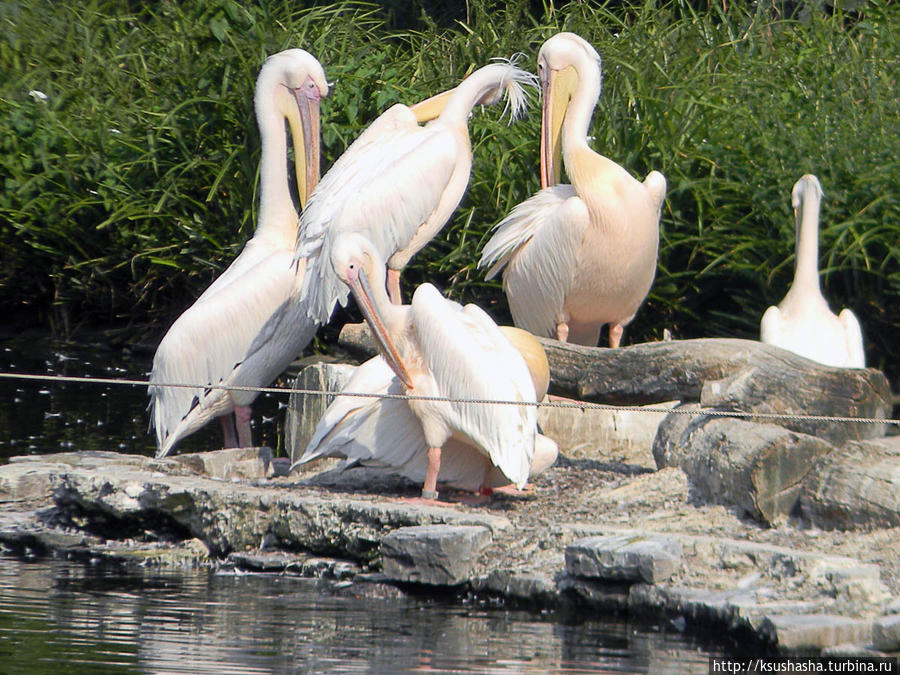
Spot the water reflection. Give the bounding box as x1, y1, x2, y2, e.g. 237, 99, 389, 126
0, 337, 287, 461
0, 555, 721, 673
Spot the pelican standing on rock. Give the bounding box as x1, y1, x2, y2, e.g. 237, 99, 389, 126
149, 49, 328, 457
292, 325, 557, 496
760, 174, 865, 368
306, 233, 539, 503
479, 33, 666, 347
295, 59, 534, 322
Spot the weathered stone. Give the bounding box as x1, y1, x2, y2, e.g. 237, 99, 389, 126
820, 644, 888, 658
801, 436, 900, 530
286, 362, 357, 465
653, 415, 835, 525
538, 401, 677, 468
153, 447, 276, 481
0, 462, 57, 503
558, 576, 631, 611
758, 614, 873, 652
872, 613, 900, 651
44, 461, 509, 560
565, 533, 682, 584
812, 564, 891, 611
380, 525, 491, 586
479, 570, 559, 606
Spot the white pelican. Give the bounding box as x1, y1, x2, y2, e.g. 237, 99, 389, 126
295, 59, 535, 320
306, 233, 539, 502
760, 174, 865, 368
149, 49, 328, 457
478, 33, 666, 347
291, 326, 557, 496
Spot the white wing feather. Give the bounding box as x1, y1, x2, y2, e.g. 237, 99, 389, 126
298, 355, 548, 492
149, 249, 311, 453
479, 185, 587, 339
411, 284, 535, 487
838, 308, 866, 368
297, 115, 458, 323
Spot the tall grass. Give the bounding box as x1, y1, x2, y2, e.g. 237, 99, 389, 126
1, 0, 897, 381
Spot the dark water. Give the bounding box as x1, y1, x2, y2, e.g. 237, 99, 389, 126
0, 336, 736, 671
0, 334, 288, 461
0, 555, 728, 674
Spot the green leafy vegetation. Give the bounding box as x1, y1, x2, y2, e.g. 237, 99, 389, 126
1, 0, 897, 380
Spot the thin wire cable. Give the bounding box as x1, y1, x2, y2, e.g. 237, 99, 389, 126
1, 370, 896, 427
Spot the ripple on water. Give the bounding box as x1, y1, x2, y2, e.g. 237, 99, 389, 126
0, 554, 728, 674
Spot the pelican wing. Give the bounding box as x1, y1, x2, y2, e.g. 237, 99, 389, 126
296, 111, 459, 323
838, 308, 865, 368
297, 356, 426, 469
150, 249, 301, 454
298, 355, 544, 493
479, 185, 587, 339
411, 284, 535, 487
759, 304, 783, 348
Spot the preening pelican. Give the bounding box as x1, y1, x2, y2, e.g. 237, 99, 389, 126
760, 175, 865, 368
291, 325, 557, 495
295, 59, 535, 321
304, 233, 539, 501
149, 49, 328, 457
479, 33, 666, 347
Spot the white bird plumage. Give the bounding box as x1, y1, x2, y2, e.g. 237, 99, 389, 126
293, 350, 558, 493
310, 233, 539, 498
760, 174, 865, 368
148, 49, 328, 457
479, 33, 666, 347
295, 59, 536, 323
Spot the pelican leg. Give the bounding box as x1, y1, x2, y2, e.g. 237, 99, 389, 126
422, 446, 442, 500
555, 322, 569, 343
220, 415, 238, 448
386, 268, 403, 305
235, 405, 253, 448
608, 323, 624, 349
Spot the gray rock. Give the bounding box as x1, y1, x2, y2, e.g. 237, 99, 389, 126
758, 614, 873, 652
565, 533, 682, 584
479, 570, 559, 605
285, 362, 357, 465
653, 414, 835, 525
152, 447, 276, 480
801, 436, 900, 530
539, 400, 677, 469
872, 613, 900, 651
0, 462, 58, 504
381, 525, 492, 586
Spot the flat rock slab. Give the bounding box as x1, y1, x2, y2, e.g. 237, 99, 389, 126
381, 525, 492, 586
872, 613, 900, 651
565, 533, 682, 584
155, 447, 276, 481
758, 614, 873, 653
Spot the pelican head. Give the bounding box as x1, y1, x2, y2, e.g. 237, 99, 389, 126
331, 235, 414, 389
791, 173, 824, 256
792, 174, 824, 213
258, 49, 329, 209
538, 33, 601, 188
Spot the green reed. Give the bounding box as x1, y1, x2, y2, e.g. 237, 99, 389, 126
1, 0, 897, 380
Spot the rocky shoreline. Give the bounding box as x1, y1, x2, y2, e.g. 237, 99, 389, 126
1, 336, 898, 657
0, 443, 897, 657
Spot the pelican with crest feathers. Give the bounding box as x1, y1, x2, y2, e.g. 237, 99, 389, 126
311, 233, 539, 502
760, 174, 865, 368
291, 326, 558, 496
295, 59, 535, 322
149, 49, 327, 457
479, 33, 666, 347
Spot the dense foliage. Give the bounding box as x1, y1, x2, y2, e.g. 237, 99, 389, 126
1, 0, 897, 381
